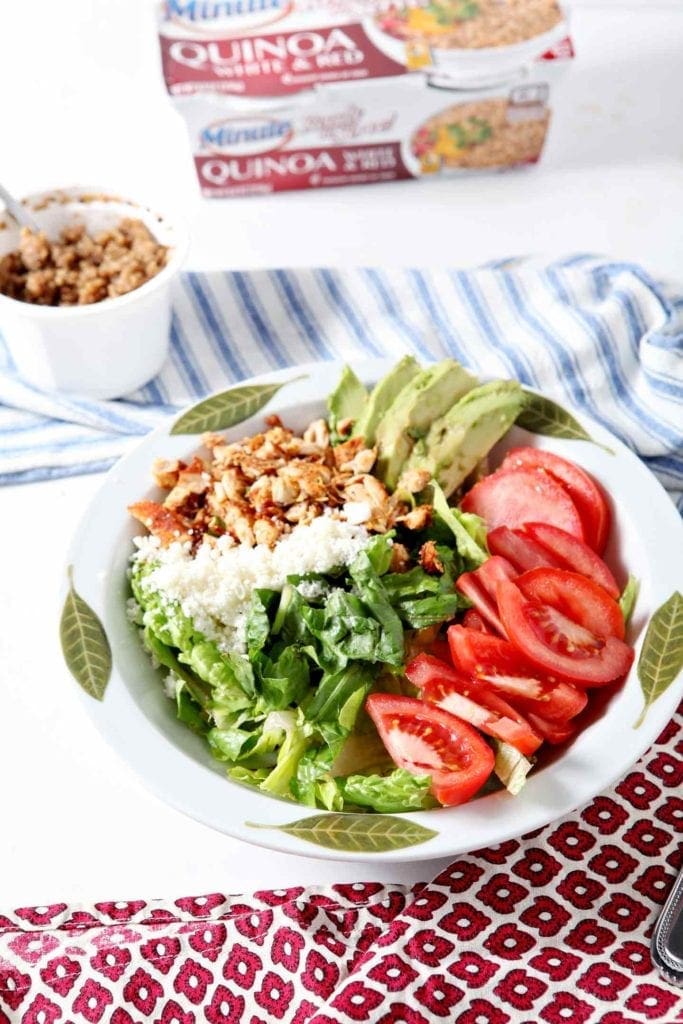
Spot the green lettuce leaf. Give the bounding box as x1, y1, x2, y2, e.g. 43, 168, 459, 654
291, 747, 344, 810
348, 550, 404, 667
363, 532, 395, 576
246, 589, 277, 658
259, 709, 312, 797
229, 765, 270, 787
493, 740, 533, 795
340, 768, 437, 813
142, 626, 212, 711
619, 574, 639, 625
255, 645, 310, 711
305, 663, 374, 726
431, 481, 488, 567
394, 592, 463, 629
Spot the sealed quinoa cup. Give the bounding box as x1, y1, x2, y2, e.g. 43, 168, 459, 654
0, 188, 188, 399
178, 68, 558, 197
157, 0, 571, 96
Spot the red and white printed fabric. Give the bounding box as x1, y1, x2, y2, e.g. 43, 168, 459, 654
1, 703, 681, 1024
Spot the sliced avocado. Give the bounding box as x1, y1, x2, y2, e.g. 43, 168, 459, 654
327, 365, 367, 436
375, 360, 477, 490
407, 379, 525, 497
353, 355, 420, 445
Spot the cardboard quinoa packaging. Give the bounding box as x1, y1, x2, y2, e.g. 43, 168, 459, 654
157, 1, 574, 196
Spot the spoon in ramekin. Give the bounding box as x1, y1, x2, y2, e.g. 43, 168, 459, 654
0, 182, 40, 232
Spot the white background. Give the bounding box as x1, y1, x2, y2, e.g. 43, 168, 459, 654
1, 1, 682, 905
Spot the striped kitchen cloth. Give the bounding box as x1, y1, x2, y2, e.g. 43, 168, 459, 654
0, 255, 681, 508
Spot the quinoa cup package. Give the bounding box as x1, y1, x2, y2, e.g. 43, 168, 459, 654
178, 68, 561, 196
157, 1, 574, 196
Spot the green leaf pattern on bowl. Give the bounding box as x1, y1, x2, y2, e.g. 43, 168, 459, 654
634, 591, 683, 728
247, 812, 437, 852
171, 377, 307, 435
60, 566, 112, 701
517, 391, 613, 452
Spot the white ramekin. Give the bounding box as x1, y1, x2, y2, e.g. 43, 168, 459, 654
0, 187, 189, 399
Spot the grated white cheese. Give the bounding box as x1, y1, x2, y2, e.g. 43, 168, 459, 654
295, 580, 327, 601
132, 516, 373, 655
126, 597, 143, 625
163, 672, 179, 699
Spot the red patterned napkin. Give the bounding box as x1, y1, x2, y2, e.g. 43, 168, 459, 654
1, 703, 681, 1024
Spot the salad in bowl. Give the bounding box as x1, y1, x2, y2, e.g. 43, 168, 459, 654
124, 358, 638, 817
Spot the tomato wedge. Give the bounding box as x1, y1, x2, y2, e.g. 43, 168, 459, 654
462, 608, 493, 634
522, 523, 619, 599
406, 653, 543, 756
497, 580, 634, 687
516, 568, 625, 640
456, 556, 516, 637
461, 468, 584, 539
488, 525, 564, 573
365, 693, 495, 807
456, 570, 506, 637
527, 713, 576, 745
501, 447, 610, 553
447, 625, 588, 721
476, 555, 517, 589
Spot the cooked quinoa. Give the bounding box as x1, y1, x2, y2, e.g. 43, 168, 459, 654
0, 218, 168, 307
412, 97, 550, 170
378, 0, 563, 50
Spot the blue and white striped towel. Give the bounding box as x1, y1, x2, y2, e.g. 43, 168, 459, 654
0, 256, 681, 509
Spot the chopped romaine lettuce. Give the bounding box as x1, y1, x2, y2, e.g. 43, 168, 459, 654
291, 747, 344, 810
431, 481, 488, 567
341, 769, 437, 813
619, 575, 639, 625
493, 740, 533, 795
258, 709, 312, 797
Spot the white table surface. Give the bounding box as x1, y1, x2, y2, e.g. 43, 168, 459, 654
1, 1, 682, 906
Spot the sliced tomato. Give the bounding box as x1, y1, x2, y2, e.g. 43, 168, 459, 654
527, 713, 576, 745
461, 468, 584, 540
456, 571, 506, 637
516, 567, 625, 640
447, 626, 588, 721
462, 608, 493, 633
522, 523, 619, 599
497, 580, 634, 687
501, 447, 610, 553
365, 693, 495, 807
406, 653, 542, 756
488, 525, 564, 574
456, 556, 516, 637
476, 555, 517, 589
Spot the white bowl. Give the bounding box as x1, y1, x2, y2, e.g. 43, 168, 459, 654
0, 187, 189, 399
61, 360, 683, 862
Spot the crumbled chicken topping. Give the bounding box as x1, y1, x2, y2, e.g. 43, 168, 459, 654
130, 418, 413, 549
419, 540, 445, 575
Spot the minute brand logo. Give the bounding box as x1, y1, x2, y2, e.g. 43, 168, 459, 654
165, 0, 294, 33
200, 116, 293, 156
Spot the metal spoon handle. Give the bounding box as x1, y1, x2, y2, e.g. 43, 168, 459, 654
0, 183, 40, 232
651, 859, 683, 987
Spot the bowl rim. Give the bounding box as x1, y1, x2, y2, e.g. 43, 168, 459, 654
0, 185, 189, 319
